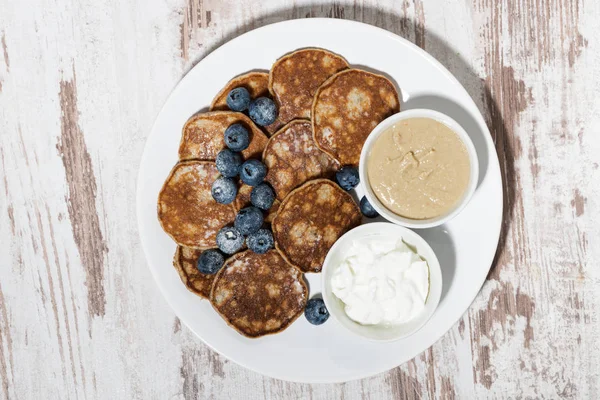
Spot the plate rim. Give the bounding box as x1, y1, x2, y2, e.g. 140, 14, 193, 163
136, 17, 503, 383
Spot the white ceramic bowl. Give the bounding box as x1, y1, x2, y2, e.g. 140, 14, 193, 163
321, 222, 442, 342
359, 109, 479, 229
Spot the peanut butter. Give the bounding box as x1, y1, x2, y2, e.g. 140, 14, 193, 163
367, 118, 470, 219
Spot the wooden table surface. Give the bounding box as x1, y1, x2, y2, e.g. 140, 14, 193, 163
1, 0, 597, 398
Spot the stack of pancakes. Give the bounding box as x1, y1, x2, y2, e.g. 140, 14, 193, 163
158, 48, 400, 338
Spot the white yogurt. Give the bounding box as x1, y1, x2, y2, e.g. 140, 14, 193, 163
330, 237, 430, 326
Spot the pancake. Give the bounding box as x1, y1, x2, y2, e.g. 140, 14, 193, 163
232, 183, 280, 224
173, 246, 217, 299
210, 250, 307, 338
263, 120, 339, 200
158, 161, 235, 249
269, 48, 348, 124
209, 72, 283, 136
272, 179, 361, 273
179, 111, 268, 161
312, 69, 400, 166
210, 71, 270, 111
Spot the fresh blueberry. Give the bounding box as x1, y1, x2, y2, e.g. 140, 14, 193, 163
304, 298, 329, 325
196, 249, 225, 275
360, 196, 379, 218
240, 159, 267, 186
226, 87, 251, 112
234, 206, 264, 236
246, 229, 274, 254
335, 166, 360, 191
248, 97, 278, 126
216, 226, 245, 255
224, 123, 250, 152
215, 149, 242, 178
250, 183, 275, 210
211, 177, 237, 204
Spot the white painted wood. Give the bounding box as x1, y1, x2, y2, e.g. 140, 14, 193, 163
0, 0, 597, 398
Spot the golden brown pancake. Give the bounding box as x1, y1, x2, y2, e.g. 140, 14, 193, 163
269, 48, 348, 124
210, 71, 270, 110
158, 161, 235, 249
272, 179, 362, 273
179, 111, 268, 161
210, 250, 307, 338
173, 246, 217, 299
312, 69, 400, 165
209, 72, 283, 136
263, 120, 339, 200
231, 183, 280, 224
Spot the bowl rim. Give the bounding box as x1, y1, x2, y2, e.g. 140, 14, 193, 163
321, 222, 443, 342
358, 108, 480, 229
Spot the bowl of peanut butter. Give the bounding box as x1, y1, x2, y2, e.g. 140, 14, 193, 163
359, 109, 479, 229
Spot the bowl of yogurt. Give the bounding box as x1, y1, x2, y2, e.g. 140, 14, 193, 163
359, 108, 479, 229
321, 222, 442, 342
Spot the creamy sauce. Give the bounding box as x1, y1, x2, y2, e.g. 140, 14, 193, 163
330, 237, 429, 326
367, 118, 470, 219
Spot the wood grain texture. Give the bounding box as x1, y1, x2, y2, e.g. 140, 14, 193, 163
0, 0, 598, 398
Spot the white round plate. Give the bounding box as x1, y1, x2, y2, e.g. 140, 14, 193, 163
137, 18, 502, 383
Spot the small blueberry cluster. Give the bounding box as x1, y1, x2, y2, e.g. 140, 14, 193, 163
198, 87, 281, 276
334, 166, 380, 219
225, 87, 278, 127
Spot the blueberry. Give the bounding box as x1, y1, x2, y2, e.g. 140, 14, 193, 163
246, 229, 274, 254
234, 206, 264, 236
250, 183, 275, 210
240, 159, 267, 186
211, 177, 237, 204
196, 249, 225, 275
360, 196, 379, 218
226, 87, 251, 112
335, 166, 360, 191
215, 149, 242, 178
248, 97, 278, 126
216, 226, 245, 254
224, 123, 250, 152
304, 298, 329, 325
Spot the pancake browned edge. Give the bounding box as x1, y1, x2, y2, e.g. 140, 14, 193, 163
179, 111, 268, 161
269, 48, 348, 124
158, 161, 235, 249
210, 250, 307, 338
231, 183, 280, 224
312, 68, 400, 166
272, 179, 361, 273
173, 246, 217, 299
209, 71, 284, 136
264, 120, 339, 201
